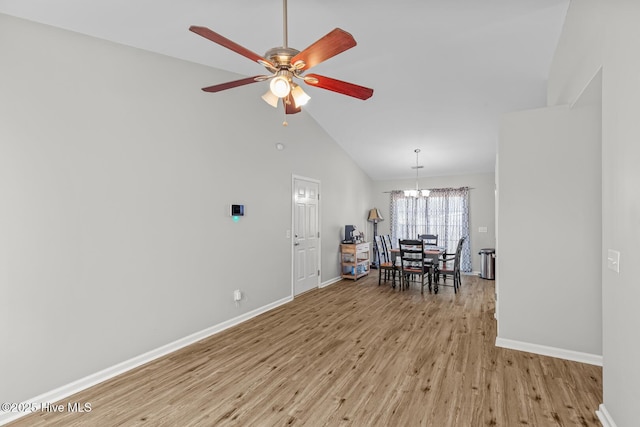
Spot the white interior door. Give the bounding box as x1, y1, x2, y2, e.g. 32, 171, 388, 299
293, 177, 320, 295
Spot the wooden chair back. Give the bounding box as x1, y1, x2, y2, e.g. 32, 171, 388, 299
374, 235, 389, 264
418, 234, 438, 246
398, 239, 433, 294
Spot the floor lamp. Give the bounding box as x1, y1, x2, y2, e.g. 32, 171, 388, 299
368, 208, 384, 269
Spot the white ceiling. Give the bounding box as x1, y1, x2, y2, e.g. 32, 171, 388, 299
0, 0, 569, 181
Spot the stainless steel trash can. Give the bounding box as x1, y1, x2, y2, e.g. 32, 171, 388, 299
479, 248, 495, 280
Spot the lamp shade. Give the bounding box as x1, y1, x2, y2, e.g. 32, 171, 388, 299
291, 85, 311, 107
262, 90, 279, 108
367, 208, 384, 223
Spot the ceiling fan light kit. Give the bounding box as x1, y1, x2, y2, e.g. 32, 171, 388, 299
189, 0, 373, 124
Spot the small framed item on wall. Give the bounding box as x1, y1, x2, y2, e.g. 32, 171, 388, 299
230, 204, 244, 222
230, 204, 244, 216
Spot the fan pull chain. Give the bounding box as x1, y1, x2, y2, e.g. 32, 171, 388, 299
282, 99, 288, 127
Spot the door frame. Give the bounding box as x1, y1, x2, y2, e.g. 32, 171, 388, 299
291, 174, 322, 296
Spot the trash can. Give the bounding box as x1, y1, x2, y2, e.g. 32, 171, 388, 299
479, 248, 495, 280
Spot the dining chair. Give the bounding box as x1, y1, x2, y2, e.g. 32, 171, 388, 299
438, 236, 465, 293
417, 234, 438, 246
383, 234, 403, 281
382, 234, 393, 252
374, 235, 397, 287
398, 239, 434, 294
418, 233, 444, 279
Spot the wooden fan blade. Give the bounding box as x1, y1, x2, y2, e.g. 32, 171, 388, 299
290, 28, 356, 71
284, 94, 301, 114
304, 74, 373, 100
201, 76, 263, 93
190, 26, 275, 69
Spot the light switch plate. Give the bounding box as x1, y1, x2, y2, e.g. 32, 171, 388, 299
607, 249, 620, 273
479, 226, 488, 233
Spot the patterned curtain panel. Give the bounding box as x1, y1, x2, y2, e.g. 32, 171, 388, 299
390, 187, 472, 272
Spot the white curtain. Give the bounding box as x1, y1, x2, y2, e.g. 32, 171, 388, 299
390, 187, 472, 272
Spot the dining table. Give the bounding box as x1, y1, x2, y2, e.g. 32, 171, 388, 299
389, 245, 446, 287
390, 245, 446, 265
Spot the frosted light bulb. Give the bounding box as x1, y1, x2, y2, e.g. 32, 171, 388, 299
270, 76, 290, 98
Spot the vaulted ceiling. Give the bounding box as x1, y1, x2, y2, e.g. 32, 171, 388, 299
0, 0, 569, 181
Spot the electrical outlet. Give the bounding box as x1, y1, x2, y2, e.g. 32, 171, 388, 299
234, 290, 242, 301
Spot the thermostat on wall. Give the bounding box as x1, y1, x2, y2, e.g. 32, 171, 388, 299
230, 204, 244, 217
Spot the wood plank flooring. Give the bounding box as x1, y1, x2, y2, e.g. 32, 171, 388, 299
8, 274, 602, 426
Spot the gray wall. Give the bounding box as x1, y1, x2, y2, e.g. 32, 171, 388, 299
497, 79, 602, 356
600, 3, 640, 426
371, 173, 496, 273
504, 0, 640, 424
0, 14, 373, 404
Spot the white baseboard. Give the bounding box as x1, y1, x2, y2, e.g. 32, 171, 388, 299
320, 276, 342, 288
596, 404, 617, 427
0, 296, 292, 426
495, 337, 603, 366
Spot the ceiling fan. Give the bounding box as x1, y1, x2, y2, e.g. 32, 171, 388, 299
189, 0, 373, 117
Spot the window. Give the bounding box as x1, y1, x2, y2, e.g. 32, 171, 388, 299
390, 187, 471, 272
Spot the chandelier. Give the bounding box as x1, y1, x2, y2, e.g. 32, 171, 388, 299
404, 149, 430, 198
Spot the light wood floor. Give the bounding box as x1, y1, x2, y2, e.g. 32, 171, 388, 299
9, 274, 602, 426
